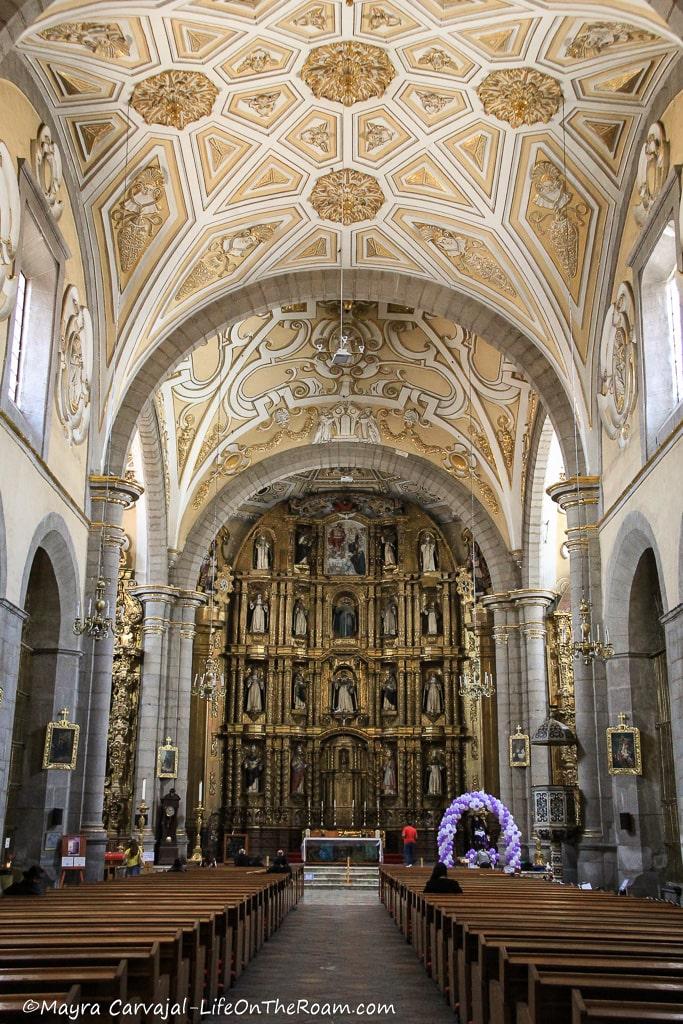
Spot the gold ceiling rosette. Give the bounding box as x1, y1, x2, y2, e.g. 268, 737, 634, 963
300, 41, 396, 107
310, 168, 385, 225
131, 70, 219, 129
477, 68, 562, 128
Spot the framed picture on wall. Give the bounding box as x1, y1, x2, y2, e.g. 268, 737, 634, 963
509, 726, 530, 768
607, 714, 642, 776
157, 738, 178, 779
42, 709, 79, 770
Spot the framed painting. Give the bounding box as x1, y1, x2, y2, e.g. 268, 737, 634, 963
324, 519, 367, 576
157, 739, 179, 779
509, 726, 530, 768
42, 709, 79, 770
607, 715, 642, 776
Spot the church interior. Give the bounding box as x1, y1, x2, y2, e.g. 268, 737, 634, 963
0, 0, 682, 1018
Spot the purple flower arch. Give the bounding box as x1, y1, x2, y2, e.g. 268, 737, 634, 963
438, 790, 522, 870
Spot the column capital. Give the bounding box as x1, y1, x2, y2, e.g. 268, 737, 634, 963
661, 601, 683, 628
507, 588, 557, 610
479, 592, 516, 612
89, 474, 144, 511
176, 590, 208, 609
546, 475, 600, 514
130, 584, 178, 606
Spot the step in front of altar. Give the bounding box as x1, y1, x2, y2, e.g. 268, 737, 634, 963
304, 865, 380, 889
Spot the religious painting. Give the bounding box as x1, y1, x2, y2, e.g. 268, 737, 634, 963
509, 727, 530, 768
42, 710, 79, 770
324, 519, 368, 576
607, 716, 642, 776
157, 739, 179, 779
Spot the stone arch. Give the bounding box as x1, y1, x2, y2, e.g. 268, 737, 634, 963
0, 489, 6, 599
604, 510, 670, 650
19, 512, 80, 647
521, 412, 556, 589
173, 442, 519, 596
107, 270, 589, 482
136, 399, 169, 585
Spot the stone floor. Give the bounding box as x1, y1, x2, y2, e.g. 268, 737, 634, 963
201, 889, 455, 1023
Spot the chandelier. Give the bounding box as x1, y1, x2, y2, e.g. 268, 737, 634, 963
192, 632, 225, 718
73, 575, 121, 641
572, 593, 614, 665
458, 643, 495, 699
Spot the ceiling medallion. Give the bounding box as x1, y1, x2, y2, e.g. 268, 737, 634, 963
309, 168, 385, 224
477, 68, 562, 128
300, 41, 395, 106
131, 71, 218, 129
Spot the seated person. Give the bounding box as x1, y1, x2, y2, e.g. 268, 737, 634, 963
266, 849, 292, 875
424, 862, 462, 894
3, 865, 48, 895
476, 849, 492, 868
233, 848, 250, 867
169, 857, 187, 872
200, 852, 217, 869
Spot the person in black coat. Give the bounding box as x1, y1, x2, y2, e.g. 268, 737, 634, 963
424, 862, 463, 894
3, 865, 47, 895
267, 850, 292, 876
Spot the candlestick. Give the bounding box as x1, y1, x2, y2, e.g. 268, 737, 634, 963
141, 778, 146, 801
199, 780, 203, 804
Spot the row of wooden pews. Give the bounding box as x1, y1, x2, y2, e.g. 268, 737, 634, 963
0, 865, 303, 1023
380, 867, 683, 1024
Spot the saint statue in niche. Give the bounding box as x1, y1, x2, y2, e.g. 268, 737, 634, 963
382, 751, 397, 796
295, 528, 313, 567
292, 599, 308, 637
427, 751, 443, 796
292, 671, 307, 711
381, 598, 398, 636
332, 595, 357, 638
243, 745, 263, 794
249, 593, 268, 633
244, 666, 265, 714
381, 532, 397, 568
332, 671, 357, 714
253, 534, 272, 571
290, 744, 307, 796
423, 671, 443, 715
423, 598, 441, 636
420, 532, 438, 573
382, 670, 398, 713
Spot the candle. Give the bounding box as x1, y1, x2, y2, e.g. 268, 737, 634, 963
141, 778, 146, 801
199, 781, 203, 804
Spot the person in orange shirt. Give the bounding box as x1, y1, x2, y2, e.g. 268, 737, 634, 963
402, 823, 418, 866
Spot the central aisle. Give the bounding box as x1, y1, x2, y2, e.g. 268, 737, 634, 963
203, 888, 455, 1023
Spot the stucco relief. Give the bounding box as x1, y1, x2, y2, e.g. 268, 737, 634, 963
597, 281, 637, 448
0, 141, 21, 321
56, 285, 93, 446
31, 124, 64, 221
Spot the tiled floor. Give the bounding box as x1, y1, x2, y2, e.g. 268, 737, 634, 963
201, 890, 454, 1023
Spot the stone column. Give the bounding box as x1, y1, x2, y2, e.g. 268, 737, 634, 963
130, 585, 176, 856
0, 599, 28, 848
548, 476, 615, 887
81, 475, 142, 880
513, 591, 556, 790
172, 591, 205, 849
661, 602, 683, 862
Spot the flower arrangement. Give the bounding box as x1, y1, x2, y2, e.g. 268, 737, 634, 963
438, 790, 522, 871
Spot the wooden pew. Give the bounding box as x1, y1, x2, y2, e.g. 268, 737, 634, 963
572, 990, 683, 1022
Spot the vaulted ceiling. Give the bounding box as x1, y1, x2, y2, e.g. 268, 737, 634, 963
15, 0, 680, 436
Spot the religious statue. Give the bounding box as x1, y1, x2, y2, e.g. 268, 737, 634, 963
292, 599, 308, 637
243, 745, 263, 794
292, 670, 307, 711
249, 592, 268, 633
427, 751, 443, 796
290, 744, 307, 796
381, 533, 397, 568
420, 532, 438, 573
295, 528, 313, 567
244, 666, 265, 714
382, 751, 397, 796
381, 598, 398, 636
197, 548, 217, 593
312, 409, 335, 444
472, 815, 490, 851
382, 670, 398, 713
253, 533, 272, 571
423, 671, 443, 715
333, 671, 357, 714
423, 598, 441, 636
332, 595, 357, 638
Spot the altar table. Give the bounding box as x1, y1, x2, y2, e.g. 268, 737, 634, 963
301, 836, 383, 864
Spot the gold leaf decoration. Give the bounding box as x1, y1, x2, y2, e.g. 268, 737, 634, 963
477, 68, 562, 128
110, 162, 167, 276
176, 223, 276, 302
416, 223, 516, 298
566, 22, 655, 60
310, 169, 385, 224
527, 160, 588, 280
300, 41, 395, 106
39, 22, 130, 59
131, 70, 218, 129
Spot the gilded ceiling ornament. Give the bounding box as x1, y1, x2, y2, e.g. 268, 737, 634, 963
310, 169, 385, 224
418, 48, 458, 73
634, 121, 669, 226
0, 140, 21, 321
131, 71, 218, 129
176, 223, 276, 302
55, 285, 92, 446
312, 404, 382, 443
294, 7, 328, 31
417, 91, 451, 114
416, 223, 516, 298
38, 21, 130, 59
31, 124, 63, 221
368, 6, 401, 29
176, 412, 197, 472
237, 48, 277, 74
495, 414, 515, 472
598, 281, 637, 448
477, 68, 562, 128
300, 124, 331, 152
300, 42, 395, 106
192, 445, 251, 510
111, 162, 167, 275
246, 93, 280, 116
528, 160, 588, 280
468, 420, 495, 470
566, 22, 656, 60
365, 122, 394, 151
